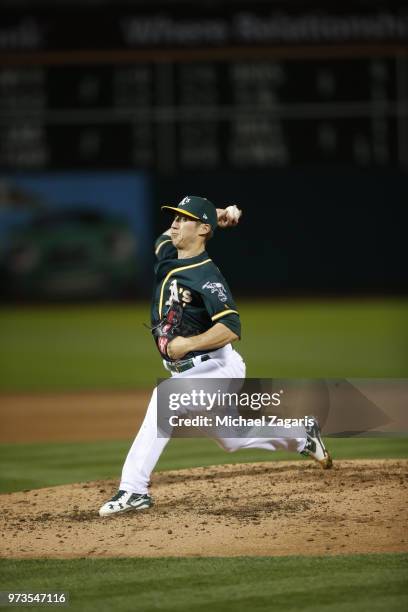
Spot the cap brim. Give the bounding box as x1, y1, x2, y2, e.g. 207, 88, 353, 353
161, 206, 200, 220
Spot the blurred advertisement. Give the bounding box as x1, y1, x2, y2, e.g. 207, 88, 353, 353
0, 172, 152, 300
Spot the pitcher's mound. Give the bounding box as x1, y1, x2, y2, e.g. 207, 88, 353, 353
1, 460, 407, 558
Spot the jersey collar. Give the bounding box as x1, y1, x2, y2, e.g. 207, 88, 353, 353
175, 250, 209, 265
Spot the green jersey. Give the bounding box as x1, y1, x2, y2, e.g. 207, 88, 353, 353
151, 234, 241, 359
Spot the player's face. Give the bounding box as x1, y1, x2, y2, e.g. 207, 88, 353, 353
170, 214, 204, 248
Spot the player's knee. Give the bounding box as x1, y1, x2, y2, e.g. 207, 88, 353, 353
216, 439, 238, 453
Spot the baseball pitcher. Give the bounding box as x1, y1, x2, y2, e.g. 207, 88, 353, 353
99, 196, 332, 516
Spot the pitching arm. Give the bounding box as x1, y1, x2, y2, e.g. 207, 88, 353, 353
161, 205, 241, 236
216, 205, 242, 228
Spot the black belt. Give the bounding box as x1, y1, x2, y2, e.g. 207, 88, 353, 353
166, 354, 211, 373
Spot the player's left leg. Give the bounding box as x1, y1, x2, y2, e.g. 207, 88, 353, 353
99, 348, 240, 517
119, 386, 169, 494
99, 386, 169, 517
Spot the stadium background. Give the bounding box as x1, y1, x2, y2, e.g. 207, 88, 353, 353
0, 0, 407, 610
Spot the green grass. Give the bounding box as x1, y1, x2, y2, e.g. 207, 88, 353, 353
0, 305, 159, 392
0, 555, 407, 612
0, 299, 407, 391
0, 437, 407, 494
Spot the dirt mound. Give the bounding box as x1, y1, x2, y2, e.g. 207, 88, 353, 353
1, 460, 407, 558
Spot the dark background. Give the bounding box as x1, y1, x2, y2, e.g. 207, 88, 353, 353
0, 0, 407, 297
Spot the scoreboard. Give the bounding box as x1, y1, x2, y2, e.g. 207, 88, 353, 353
0, 1, 407, 172
1, 55, 406, 172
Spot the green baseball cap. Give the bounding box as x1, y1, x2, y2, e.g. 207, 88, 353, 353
161, 196, 218, 231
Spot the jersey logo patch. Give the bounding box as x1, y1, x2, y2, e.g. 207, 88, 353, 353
202, 281, 228, 302
165, 279, 180, 306
165, 279, 192, 308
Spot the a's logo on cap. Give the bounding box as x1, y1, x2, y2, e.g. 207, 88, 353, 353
180, 196, 190, 206
203, 213, 208, 219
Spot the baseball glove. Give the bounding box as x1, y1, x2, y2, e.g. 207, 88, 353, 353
150, 302, 184, 360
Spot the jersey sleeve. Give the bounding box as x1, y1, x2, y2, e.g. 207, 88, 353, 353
200, 271, 241, 338
154, 234, 177, 261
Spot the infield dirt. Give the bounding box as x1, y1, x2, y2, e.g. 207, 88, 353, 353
0, 391, 150, 443
1, 460, 407, 558
1, 393, 407, 558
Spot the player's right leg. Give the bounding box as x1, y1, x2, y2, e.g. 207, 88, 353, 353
193, 349, 333, 468
215, 416, 332, 469
299, 416, 333, 468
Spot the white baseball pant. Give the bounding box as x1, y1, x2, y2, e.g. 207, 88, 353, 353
120, 344, 306, 494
